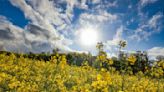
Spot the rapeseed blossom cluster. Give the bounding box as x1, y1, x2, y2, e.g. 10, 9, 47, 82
0, 53, 163, 92
127, 55, 137, 65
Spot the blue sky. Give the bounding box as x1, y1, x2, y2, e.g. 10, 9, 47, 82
0, 0, 164, 58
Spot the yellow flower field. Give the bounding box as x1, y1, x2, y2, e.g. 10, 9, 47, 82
0, 53, 163, 92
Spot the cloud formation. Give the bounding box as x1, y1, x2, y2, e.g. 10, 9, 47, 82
0, 0, 163, 55
129, 13, 163, 41
1, 0, 118, 53
0, 15, 73, 53
140, 0, 158, 7
147, 47, 164, 59
79, 11, 117, 25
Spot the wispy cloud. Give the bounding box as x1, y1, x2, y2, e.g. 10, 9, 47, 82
129, 13, 163, 41
79, 11, 117, 25
139, 0, 158, 7
148, 13, 163, 30
91, 0, 101, 4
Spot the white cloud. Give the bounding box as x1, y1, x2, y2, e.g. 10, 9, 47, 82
1, 0, 92, 53
129, 13, 163, 41
129, 28, 151, 41
92, 0, 117, 9
147, 47, 164, 59
5, 0, 80, 53
92, 0, 101, 4
10, 0, 59, 36
80, 0, 88, 9
148, 13, 163, 30
3, 0, 163, 56
79, 11, 117, 24
106, 26, 123, 46
107, 1, 117, 7
0, 16, 31, 52
140, 0, 158, 6
0, 15, 73, 53
65, 0, 88, 10
9, 0, 88, 35
15, 0, 70, 27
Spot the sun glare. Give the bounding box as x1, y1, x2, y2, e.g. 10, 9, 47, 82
79, 27, 98, 47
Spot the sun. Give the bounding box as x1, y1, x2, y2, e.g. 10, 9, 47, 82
79, 27, 98, 47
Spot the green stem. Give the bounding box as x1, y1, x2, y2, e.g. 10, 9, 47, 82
157, 78, 160, 92
121, 73, 125, 91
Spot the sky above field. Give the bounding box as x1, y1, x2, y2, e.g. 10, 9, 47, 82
0, 0, 164, 59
